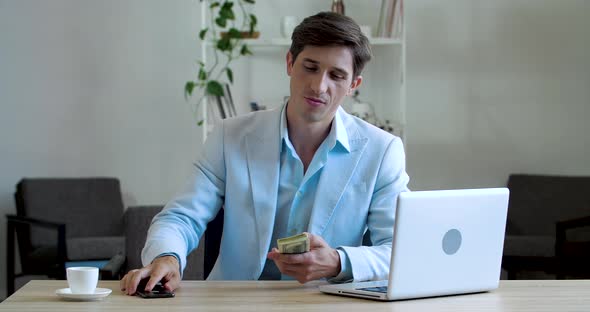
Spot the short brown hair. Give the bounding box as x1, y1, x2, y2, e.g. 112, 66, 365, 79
289, 12, 372, 78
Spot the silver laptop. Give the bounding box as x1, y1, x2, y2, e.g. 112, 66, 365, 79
320, 188, 509, 301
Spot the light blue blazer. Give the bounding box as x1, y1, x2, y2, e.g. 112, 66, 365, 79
142, 105, 410, 282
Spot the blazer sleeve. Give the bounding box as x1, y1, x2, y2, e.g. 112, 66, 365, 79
141, 122, 226, 273
339, 137, 410, 282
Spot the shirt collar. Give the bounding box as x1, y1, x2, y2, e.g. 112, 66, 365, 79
280, 104, 350, 153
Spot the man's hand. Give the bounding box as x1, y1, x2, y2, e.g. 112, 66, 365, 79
120, 255, 181, 295
267, 233, 341, 283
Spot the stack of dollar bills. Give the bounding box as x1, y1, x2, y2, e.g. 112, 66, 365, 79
277, 233, 310, 254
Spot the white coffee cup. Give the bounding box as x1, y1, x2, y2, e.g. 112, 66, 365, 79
281, 16, 298, 39
66, 267, 98, 294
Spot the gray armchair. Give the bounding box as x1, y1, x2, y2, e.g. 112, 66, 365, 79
502, 174, 590, 279
6, 178, 126, 296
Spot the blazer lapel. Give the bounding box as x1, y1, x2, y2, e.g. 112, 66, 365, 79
308, 117, 368, 236
244, 109, 281, 271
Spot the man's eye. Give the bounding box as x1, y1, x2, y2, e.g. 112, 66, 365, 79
331, 74, 345, 80
304, 66, 317, 71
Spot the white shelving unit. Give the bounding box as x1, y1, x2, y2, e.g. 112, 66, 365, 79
239, 37, 403, 46
199, 1, 406, 144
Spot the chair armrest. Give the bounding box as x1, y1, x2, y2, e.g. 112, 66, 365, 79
555, 215, 590, 257
100, 252, 126, 280
556, 215, 590, 232
6, 214, 65, 229
6, 214, 68, 287
6, 214, 67, 259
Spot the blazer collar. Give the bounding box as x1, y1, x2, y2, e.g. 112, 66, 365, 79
279, 104, 352, 153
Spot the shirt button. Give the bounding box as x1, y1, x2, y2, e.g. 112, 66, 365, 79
296, 191, 303, 197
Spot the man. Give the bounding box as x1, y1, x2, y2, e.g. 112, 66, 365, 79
121, 11, 409, 295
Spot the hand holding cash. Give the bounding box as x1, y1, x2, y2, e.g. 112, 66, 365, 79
268, 233, 342, 283
277, 233, 310, 254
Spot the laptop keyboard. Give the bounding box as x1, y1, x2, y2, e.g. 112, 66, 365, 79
358, 286, 388, 293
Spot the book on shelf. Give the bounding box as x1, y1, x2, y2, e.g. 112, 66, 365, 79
224, 84, 237, 117
207, 95, 221, 125
207, 84, 237, 127
216, 94, 226, 119
377, 0, 403, 39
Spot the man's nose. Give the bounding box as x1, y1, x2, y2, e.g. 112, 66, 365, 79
310, 73, 329, 94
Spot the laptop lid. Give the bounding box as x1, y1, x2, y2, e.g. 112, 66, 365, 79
320, 188, 509, 301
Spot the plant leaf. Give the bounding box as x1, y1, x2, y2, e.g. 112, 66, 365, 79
226, 68, 233, 84
228, 28, 242, 39
215, 16, 227, 28
198, 68, 207, 81
199, 28, 208, 40
240, 44, 252, 56
197, 119, 204, 126
209, 2, 220, 9
217, 37, 232, 51
219, 2, 235, 20
221, 1, 234, 9
249, 14, 257, 34
206, 80, 224, 96
243, 0, 255, 4
222, 2, 235, 10
226, 10, 235, 20
184, 81, 196, 99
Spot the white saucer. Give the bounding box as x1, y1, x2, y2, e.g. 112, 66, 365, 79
56, 288, 112, 301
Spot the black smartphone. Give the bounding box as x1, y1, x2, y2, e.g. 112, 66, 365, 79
136, 282, 175, 299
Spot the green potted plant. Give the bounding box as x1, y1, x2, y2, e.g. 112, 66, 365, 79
184, 0, 258, 125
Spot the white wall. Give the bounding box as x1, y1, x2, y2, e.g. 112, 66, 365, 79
0, 0, 202, 298
406, 0, 590, 190
1, 0, 589, 299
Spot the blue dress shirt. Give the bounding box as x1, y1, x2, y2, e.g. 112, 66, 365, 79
259, 105, 352, 282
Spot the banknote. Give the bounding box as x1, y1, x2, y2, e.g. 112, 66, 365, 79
277, 233, 310, 254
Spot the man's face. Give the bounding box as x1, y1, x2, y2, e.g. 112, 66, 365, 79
286, 45, 362, 126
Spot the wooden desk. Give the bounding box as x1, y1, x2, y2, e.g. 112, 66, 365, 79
1, 280, 589, 311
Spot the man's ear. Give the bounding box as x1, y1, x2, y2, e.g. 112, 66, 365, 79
286, 51, 294, 76
348, 76, 363, 96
